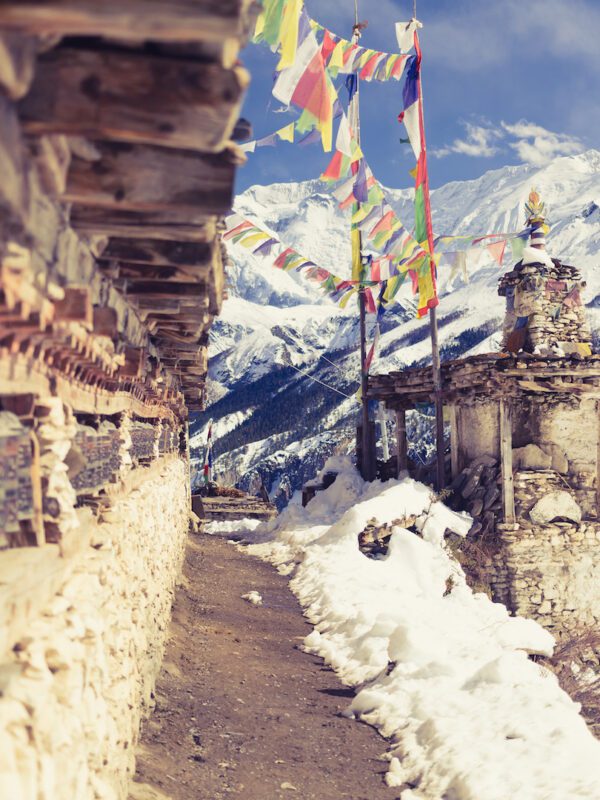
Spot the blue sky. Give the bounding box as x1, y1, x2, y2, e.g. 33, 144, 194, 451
235, 0, 600, 193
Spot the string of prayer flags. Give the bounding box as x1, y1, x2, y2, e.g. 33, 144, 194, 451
224, 213, 364, 308
310, 20, 413, 82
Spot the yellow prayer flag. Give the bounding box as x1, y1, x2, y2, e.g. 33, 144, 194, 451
409, 165, 417, 180
277, 122, 295, 143
329, 41, 346, 73
277, 0, 302, 70
339, 288, 357, 309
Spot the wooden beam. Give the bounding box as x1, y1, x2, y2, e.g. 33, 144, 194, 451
125, 281, 206, 297
20, 46, 249, 152
64, 141, 238, 216
0, 1, 257, 44
109, 263, 210, 283
499, 399, 515, 524
99, 237, 213, 268
53, 287, 93, 329
395, 408, 408, 478
71, 207, 217, 242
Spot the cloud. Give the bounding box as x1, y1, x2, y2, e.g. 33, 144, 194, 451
501, 120, 583, 166
425, 0, 600, 72
433, 122, 503, 159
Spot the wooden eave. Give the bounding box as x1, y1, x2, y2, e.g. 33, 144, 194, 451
368, 353, 600, 410
0, 0, 254, 410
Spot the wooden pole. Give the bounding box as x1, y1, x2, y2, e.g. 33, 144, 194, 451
396, 408, 408, 477
350, 4, 372, 481
430, 306, 445, 490
499, 399, 515, 523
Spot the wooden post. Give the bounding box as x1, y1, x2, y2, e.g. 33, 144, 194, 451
499, 399, 515, 523
448, 404, 459, 480
396, 408, 408, 477
596, 401, 600, 519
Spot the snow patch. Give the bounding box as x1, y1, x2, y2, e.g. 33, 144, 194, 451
242, 461, 600, 799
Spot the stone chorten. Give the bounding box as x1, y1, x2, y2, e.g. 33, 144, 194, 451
498, 190, 592, 356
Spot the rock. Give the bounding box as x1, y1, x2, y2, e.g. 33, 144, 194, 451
513, 444, 552, 471
483, 484, 500, 511
529, 491, 582, 525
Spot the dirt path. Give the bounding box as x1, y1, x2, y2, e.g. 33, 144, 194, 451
131, 532, 399, 800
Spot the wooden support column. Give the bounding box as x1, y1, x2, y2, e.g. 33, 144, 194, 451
499, 399, 515, 523
396, 408, 408, 478
448, 404, 460, 480
596, 401, 600, 519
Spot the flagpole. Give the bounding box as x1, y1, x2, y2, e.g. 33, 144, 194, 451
412, 9, 445, 490
351, 3, 372, 481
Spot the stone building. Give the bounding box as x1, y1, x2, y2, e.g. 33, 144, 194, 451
369, 191, 600, 637
0, 3, 254, 798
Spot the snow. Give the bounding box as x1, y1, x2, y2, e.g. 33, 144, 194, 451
202, 518, 262, 535
241, 591, 263, 606
242, 460, 600, 799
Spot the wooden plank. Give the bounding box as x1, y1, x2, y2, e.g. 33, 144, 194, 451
99, 237, 213, 268
395, 408, 408, 478
64, 141, 238, 215
499, 400, 515, 524
0, 1, 256, 44
20, 46, 249, 152
70, 206, 217, 240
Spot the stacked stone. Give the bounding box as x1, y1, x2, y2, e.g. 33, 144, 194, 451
0, 459, 190, 800
35, 398, 78, 544
448, 455, 502, 536
498, 190, 592, 355
491, 518, 600, 634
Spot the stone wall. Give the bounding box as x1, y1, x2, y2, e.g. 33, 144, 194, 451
0, 457, 190, 800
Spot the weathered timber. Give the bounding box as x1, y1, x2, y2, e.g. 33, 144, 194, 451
0, 1, 257, 44
109, 263, 211, 284
448, 404, 460, 479
125, 281, 207, 297
70, 206, 217, 240
0, 31, 37, 100
395, 408, 407, 477
499, 399, 515, 524
98, 237, 214, 268
64, 141, 239, 215
92, 306, 118, 336
20, 46, 250, 152
53, 287, 93, 328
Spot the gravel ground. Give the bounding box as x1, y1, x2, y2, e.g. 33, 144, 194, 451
130, 531, 399, 800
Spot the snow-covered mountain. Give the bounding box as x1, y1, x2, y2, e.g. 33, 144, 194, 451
190, 150, 600, 498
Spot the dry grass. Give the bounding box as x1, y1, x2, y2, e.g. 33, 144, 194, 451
446, 533, 499, 598
543, 628, 600, 736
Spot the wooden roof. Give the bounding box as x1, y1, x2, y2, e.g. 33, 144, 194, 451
368, 353, 600, 410
0, 0, 256, 414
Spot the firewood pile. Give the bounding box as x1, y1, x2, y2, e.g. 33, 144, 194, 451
446, 455, 502, 537
358, 515, 417, 557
